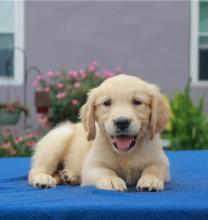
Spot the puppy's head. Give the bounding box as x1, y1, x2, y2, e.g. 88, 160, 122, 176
80, 74, 169, 153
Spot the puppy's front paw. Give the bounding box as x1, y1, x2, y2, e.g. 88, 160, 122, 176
136, 174, 164, 192
96, 176, 127, 191
33, 173, 57, 189
59, 169, 80, 185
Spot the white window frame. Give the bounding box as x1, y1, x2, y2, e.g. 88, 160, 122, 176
190, 0, 208, 86
0, 0, 24, 86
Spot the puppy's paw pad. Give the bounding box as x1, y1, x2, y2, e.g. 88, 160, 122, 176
34, 173, 57, 189
96, 176, 127, 191
136, 175, 164, 192
59, 169, 80, 185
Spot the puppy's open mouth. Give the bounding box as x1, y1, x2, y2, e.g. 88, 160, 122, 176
111, 135, 137, 152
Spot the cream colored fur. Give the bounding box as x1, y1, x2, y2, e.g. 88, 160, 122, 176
29, 74, 170, 191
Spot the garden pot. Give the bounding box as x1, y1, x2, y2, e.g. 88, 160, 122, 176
35, 91, 50, 113
0, 110, 21, 125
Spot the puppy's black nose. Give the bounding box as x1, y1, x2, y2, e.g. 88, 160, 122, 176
114, 117, 131, 131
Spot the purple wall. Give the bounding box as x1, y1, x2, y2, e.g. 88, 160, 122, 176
0, 1, 207, 129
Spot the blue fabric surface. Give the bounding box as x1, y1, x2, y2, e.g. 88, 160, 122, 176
0, 150, 208, 220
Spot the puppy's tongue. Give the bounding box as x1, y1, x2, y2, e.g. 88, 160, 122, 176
112, 135, 133, 152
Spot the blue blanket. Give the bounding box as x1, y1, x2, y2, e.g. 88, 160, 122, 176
0, 150, 208, 220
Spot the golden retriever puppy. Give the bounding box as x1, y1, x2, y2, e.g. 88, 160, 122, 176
28, 74, 170, 192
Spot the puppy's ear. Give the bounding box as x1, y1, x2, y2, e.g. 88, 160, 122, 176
80, 89, 96, 141
149, 89, 170, 140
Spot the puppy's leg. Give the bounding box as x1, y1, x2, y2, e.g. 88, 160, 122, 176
136, 163, 169, 192
59, 127, 92, 186
28, 123, 74, 188
82, 167, 127, 191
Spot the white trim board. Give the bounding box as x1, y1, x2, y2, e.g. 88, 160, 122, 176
0, 0, 25, 86
190, 0, 208, 87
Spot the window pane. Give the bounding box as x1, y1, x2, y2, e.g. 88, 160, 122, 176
0, 33, 14, 49
0, 34, 14, 77
0, 1, 14, 33
199, 48, 208, 80
0, 1, 15, 77
199, 2, 208, 33
199, 36, 208, 45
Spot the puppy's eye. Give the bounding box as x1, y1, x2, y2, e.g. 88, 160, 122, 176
103, 99, 111, 106
133, 98, 142, 106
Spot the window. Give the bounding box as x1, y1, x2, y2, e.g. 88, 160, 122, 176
190, 0, 208, 85
0, 1, 24, 85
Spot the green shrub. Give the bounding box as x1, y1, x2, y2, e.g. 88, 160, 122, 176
167, 80, 208, 150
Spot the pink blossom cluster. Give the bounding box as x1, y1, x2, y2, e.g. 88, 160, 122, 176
68, 69, 87, 80
55, 91, 79, 106
0, 128, 39, 156
32, 62, 121, 91
101, 69, 114, 78
56, 92, 66, 99
32, 70, 55, 90
71, 99, 79, 106
1, 141, 18, 156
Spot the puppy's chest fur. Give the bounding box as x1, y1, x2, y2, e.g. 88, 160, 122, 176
118, 166, 141, 186
113, 157, 146, 186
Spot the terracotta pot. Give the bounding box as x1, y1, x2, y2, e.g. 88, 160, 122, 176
35, 91, 50, 113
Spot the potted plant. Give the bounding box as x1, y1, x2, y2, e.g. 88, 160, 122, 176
0, 102, 29, 125
33, 62, 121, 126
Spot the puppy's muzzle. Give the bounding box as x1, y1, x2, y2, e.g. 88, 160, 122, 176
111, 117, 137, 153
114, 117, 131, 132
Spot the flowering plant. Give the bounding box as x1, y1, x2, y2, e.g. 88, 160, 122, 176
0, 128, 45, 157
0, 102, 28, 116
33, 62, 120, 125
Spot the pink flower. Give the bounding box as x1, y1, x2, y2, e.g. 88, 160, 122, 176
57, 83, 64, 89
36, 75, 44, 81
26, 133, 33, 139
74, 82, 80, 88
88, 65, 95, 72
36, 113, 42, 120
1, 142, 11, 149
15, 137, 23, 144
2, 129, 11, 137
80, 69, 87, 79
7, 104, 15, 112
79, 69, 84, 74
71, 99, 79, 106
44, 87, 50, 92
102, 70, 114, 78
68, 70, 78, 79
56, 92, 66, 99
33, 81, 39, 88
45, 71, 54, 78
